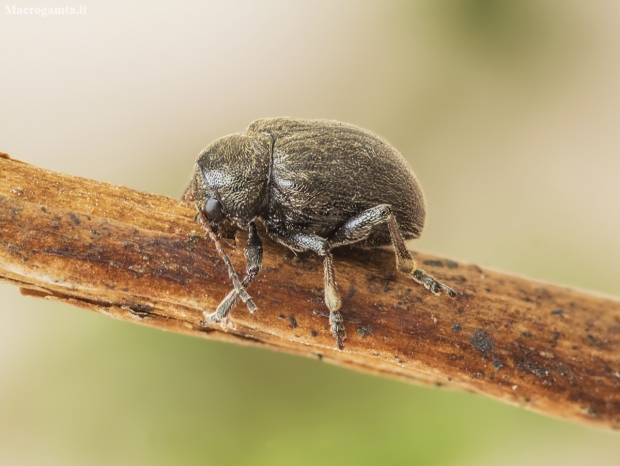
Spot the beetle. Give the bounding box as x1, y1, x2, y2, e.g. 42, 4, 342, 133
187, 117, 455, 349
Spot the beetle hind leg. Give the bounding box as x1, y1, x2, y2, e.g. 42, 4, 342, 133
384, 216, 456, 297
328, 204, 456, 298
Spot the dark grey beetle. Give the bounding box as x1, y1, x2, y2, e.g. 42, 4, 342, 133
187, 117, 455, 349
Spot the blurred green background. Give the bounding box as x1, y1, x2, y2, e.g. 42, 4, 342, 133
1, 1, 620, 464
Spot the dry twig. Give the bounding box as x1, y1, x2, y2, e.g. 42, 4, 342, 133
1, 152, 619, 430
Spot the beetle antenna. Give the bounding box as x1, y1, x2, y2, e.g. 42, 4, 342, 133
197, 211, 257, 313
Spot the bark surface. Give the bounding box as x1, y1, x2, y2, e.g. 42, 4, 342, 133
1, 153, 619, 430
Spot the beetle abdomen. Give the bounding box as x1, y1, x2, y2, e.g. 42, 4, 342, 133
248, 118, 425, 245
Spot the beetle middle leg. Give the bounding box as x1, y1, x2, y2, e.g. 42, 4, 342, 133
269, 231, 345, 349
201, 222, 263, 326
327, 204, 456, 297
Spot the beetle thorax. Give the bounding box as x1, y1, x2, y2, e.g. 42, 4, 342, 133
192, 132, 272, 228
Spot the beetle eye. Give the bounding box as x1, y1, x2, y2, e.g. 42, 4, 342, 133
205, 198, 223, 221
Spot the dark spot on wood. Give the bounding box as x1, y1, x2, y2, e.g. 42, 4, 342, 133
452, 323, 462, 332
311, 330, 318, 337
278, 314, 285, 319
69, 212, 80, 225
471, 329, 494, 352
423, 260, 444, 267
445, 260, 458, 269
39, 206, 47, 212
357, 325, 373, 338
521, 331, 532, 338
129, 304, 153, 313
551, 309, 564, 317
493, 360, 503, 371
289, 316, 297, 328
347, 287, 357, 299
518, 354, 549, 378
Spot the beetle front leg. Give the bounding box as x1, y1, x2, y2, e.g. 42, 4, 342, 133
201, 222, 263, 325
197, 210, 256, 315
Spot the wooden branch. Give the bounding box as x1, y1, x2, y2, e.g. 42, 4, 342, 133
1, 152, 619, 430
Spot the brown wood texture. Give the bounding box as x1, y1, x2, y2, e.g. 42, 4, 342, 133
1, 152, 619, 430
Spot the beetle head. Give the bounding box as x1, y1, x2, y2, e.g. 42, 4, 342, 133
190, 132, 272, 231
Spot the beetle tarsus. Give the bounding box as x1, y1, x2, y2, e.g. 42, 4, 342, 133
201, 289, 237, 326
412, 269, 456, 297
217, 288, 241, 316
329, 310, 345, 350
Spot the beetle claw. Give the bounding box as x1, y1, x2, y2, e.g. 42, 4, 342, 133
201, 311, 235, 330
329, 310, 346, 350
